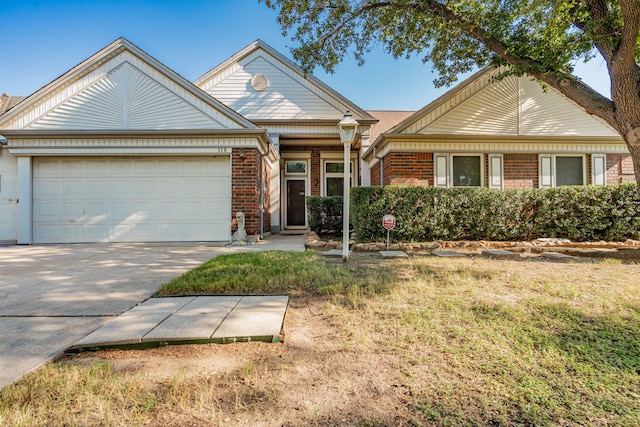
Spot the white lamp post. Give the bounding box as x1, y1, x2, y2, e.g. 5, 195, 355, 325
337, 111, 359, 262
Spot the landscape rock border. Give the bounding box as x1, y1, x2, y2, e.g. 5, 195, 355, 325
304, 232, 640, 256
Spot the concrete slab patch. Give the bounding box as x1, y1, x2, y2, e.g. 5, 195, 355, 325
74, 312, 171, 347
322, 249, 352, 257
379, 251, 408, 258
541, 252, 577, 260
125, 297, 195, 315
177, 296, 242, 314
212, 311, 285, 339
482, 249, 521, 259
432, 250, 467, 258
143, 312, 229, 341
235, 295, 289, 312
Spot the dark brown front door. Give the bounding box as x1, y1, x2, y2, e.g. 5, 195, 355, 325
286, 180, 306, 227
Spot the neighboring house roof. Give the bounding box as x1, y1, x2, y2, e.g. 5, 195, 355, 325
0, 38, 260, 132
364, 67, 622, 160
194, 40, 377, 125
0, 94, 26, 116
367, 110, 415, 142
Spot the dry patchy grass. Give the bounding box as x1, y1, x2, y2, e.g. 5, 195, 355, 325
1, 253, 639, 426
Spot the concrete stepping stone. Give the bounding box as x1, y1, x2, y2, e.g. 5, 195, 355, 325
143, 296, 241, 341
379, 250, 408, 258
541, 252, 577, 260
75, 311, 172, 346
322, 249, 352, 257
432, 250, 467, 258
212, 295, 288, 342
482, 249, 520, 259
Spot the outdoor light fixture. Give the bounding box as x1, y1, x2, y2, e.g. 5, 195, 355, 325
337, 111, 359, 262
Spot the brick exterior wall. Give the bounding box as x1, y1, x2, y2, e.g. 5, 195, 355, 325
231, 148, 270, 236
503, 154, 539, 189
383, 152, 433, 186
607, 154, 635, 184
369, 152, 633, 190
371, 161, 381, 186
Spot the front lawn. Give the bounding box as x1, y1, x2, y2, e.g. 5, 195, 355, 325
1, 252, 639, 426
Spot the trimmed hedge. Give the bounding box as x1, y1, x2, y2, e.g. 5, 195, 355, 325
348, 184, 640, 242
306, 195, 344, 236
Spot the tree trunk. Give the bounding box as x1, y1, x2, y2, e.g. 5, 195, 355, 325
627, 141, 640, 193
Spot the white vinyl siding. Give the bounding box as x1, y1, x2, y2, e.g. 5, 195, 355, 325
32, 156, 231, 243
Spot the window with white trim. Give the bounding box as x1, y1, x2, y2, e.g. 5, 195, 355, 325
323, 160, 353, 196
435, 154, 485, 188
285, 160, 306, 175
539, 154, 586, 187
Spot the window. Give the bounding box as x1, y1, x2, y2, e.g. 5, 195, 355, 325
555, 156, 584, 186
285, 161, 306, 175
539, 154, 586, 188
452, 155, 482, 187
434, 153, 485, 188
324, 161, 352, 196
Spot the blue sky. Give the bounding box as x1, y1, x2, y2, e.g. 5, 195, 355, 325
1, 0, 610, 111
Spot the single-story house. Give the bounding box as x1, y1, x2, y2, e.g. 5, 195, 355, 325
0, 40, 634, 245
0, 38, 375, 244
363, 67, 634, 189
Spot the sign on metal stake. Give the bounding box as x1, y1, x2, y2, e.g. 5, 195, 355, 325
382, 214, 396, 250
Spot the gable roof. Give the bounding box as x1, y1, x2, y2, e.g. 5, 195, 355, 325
194, 40, 376, 124
390, 67, 619, 138
0, 38, 259, 131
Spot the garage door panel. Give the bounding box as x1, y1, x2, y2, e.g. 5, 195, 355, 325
33, 156, 231, 243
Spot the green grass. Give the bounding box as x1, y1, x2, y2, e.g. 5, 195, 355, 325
156, 250, 395, 298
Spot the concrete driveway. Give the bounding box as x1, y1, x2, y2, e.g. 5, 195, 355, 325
0, 236, 305, 389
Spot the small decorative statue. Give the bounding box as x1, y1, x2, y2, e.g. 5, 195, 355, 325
232, 211, 247, 241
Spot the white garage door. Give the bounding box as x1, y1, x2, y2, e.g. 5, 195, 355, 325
33, 156, 231, 243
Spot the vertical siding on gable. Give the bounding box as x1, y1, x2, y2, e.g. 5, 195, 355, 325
204, 53, 343, 120
519, 78, 619, 136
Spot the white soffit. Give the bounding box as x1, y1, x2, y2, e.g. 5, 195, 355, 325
1, 38, 255, 131
406, 69, 619, 138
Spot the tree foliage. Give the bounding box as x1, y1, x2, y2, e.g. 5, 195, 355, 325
263, 0, 640, 187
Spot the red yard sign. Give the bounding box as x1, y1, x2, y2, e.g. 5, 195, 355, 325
382, 214, 396, 231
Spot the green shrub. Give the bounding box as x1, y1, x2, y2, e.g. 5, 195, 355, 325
349, 184, 640, 242
306, 195, 344, 235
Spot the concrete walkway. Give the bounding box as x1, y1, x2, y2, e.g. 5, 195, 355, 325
0, 235, 305, 389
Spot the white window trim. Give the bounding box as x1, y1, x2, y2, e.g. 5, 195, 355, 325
591, 154, 607, 186
320, 153, 357, 196
539, 154, 587, 188
488, 154, 503, 189
449, 153, 485, 188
